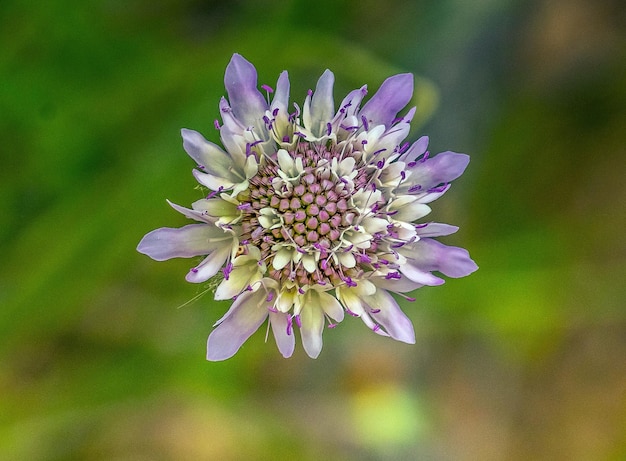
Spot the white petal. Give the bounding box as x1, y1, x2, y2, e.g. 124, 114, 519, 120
192, 169, 234, 191
269, 310, 295, 358
273, 248, 293, 270
299, 298, 324, 359
206, 289, 268, 361
182, 129, 238, 181
361, 217, 389, 234
302, 254, 317, 273
185, 244, 231, 283
314, 290, 344, 323
166, 200, 212, 223
277, 149, 297, 176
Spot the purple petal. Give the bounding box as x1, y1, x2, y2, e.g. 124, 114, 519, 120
137, 224, 214, 261
371, 276, 424, 293
366, 289, 415, 344
224, 54, 268, 129
206, 290, 268, 361
398, 262, 445, 286
269, 310, 295, 358
399, 135, 429, 162
411, 238, 478, 278
406, 152, 470, 191
415, 222, 459, 237
360, 73, 413, 128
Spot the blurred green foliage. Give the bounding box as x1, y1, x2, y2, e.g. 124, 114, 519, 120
1, 0, 625, 459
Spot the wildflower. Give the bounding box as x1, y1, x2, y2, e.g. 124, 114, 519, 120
137, 54, 477, 360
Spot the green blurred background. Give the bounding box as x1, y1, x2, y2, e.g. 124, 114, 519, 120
1, 0, 625, 459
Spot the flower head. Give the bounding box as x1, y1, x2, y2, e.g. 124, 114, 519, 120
138, 54, 477, 360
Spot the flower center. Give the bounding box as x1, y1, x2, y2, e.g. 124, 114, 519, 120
237, 141, 368, 288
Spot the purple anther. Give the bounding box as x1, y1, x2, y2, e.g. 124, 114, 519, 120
361, 139, 368, 145
326, 122, 332, 136
307, 89, 313, 96
267, 291, 275, 302
407, 161, 417, 168
385, 271, 401, 279
391, 116, 403, 124
415, 222, 429, 228
296, 247, 307, 254
268, 306, 278, 313
428, 184, 448, 193
222, 262, 233, 280
298, 287, 305, 295
294, 131, 306, 139
190, 267, 198, 273
408, 184, 422, 193
321, 259, 328, 270
420, 151, 430, 162
263, 115, 271, 125
272, 108, 279, 117
376, 159, 385, 169
286, 316, 293, 336
399, 142, 410, 154
283, 135, 291, 142
295, 314, 302, 328
214, 119, 221, 130
400, 171, 406, 180
343, 276, 357, 287
261, 84, 274, 93
327, 323, 337, 329
206, 186, 223, 199
405, 296, 416, 302
361, 115, 369, 131
373, 324, 381, 332
346, 308, 360, 317
370, 308, 381, 314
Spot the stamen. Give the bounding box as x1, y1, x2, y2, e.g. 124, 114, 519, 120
361, 115, 369, 131
214, 119, 221, 130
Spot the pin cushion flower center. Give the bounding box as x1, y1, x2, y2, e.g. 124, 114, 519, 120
237, 141, 368, 287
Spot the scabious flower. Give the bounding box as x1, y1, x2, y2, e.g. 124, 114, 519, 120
138, 53, 477, 360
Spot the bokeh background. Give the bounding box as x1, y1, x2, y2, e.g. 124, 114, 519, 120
1, 0, 625, 459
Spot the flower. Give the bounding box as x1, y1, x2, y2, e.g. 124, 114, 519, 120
137, 53, 477, 361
